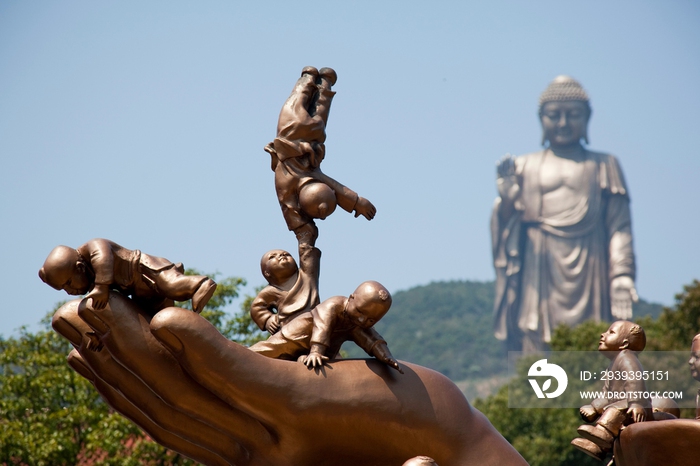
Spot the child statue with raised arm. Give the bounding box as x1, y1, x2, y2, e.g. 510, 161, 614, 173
250, 246, 321, 334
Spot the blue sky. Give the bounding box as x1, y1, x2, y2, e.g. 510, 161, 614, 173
1, 1, 699, 336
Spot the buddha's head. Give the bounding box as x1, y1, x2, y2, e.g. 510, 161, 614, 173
538, 76, 591, 149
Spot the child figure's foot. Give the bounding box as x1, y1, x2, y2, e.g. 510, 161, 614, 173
571, 437, 607, 461
192, 278, 217, 314
301, 66, 319, 79
577, 424, 614, 449
318, 67, 337, 87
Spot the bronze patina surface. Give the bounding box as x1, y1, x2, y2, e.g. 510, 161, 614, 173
52, 294, 526, 465
43, 67, 528, 465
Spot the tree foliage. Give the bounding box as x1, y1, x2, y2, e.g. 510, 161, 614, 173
1, 271, 256, 465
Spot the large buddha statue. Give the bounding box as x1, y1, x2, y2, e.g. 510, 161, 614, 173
491, 76, 637, 352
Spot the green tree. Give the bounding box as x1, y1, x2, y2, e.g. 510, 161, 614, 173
1, 271, 256, 465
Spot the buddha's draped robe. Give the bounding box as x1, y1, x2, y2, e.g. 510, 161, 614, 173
492, 149, 635, 347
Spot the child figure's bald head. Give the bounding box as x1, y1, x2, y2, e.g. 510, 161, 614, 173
344, 281, 392, 329
599, 320, 645, 353
39, 245, 93, 295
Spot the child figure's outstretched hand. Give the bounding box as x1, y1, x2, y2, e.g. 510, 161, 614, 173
628, 404, 647, 423
86, 284, 110, 310
300, 351, 329, 369
384, 357, 404, 374
372, 343, 403, 374
354, 197, 376, 220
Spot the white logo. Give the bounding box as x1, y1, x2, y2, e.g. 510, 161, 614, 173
528, 359, 568, 399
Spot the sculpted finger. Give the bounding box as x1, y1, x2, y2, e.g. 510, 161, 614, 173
66, 350, 232, 466
151, 308, 296, 436
76, 295, 264, 460
631, 287, 639, 303
52, 299, 90, 347
54, 301, 246, 464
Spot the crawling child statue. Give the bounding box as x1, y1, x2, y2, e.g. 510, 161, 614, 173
249, 280, 402, 374
39, 238, 217, 346
571, 320, 652, 461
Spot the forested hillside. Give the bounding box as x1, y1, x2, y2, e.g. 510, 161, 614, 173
346, 280, 664, 383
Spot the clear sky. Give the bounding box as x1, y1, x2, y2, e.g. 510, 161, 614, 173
1, 1, 699, 336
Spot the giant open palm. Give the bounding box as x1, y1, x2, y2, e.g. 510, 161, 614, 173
52, 293, 526, 466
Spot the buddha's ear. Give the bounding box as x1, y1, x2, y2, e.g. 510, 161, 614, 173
76, 261, 86, 274
583, 108, 592, 144
620, 338, 630, 350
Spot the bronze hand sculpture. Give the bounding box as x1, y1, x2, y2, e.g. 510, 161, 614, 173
53, 295, 527, 465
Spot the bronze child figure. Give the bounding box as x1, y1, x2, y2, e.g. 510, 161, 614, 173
39, 238, 217, 317
265, 66, 376, 248
571, 321, 652, 460
250, 247, 320, 334
249, 280, 402, 374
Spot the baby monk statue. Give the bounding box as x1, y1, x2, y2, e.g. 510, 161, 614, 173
250, 247, 321, 334
571, 321, 652, 461
39, 238, 217, 323
249, 280, 402, 374
264, 66, 376, 247
689, 333, 700, 420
